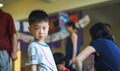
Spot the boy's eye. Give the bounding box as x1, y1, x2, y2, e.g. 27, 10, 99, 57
35, 27, 39, 30
43, 27, 48, 30
43, 27, 46, 30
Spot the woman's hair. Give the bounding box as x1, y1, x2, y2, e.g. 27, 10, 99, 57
104, 23, 111, 29
89, 22, 113, 41
66, 21, 76, 29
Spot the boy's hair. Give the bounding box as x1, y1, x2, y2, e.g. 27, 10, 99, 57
28, 10, 49, 26
53, 52, 65, 65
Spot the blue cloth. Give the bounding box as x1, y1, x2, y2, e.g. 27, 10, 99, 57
0, 50, 11, 71
65, 35, 81, 68
90, 38, 120, 71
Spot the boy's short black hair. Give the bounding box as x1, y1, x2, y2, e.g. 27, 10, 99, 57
53, 52, 65, 65
28, 10, 49, 26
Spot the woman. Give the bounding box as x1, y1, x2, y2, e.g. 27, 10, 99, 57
75, 22, 120, 71
65, 21, 81, 71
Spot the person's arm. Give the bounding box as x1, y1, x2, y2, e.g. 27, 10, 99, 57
11, 33, 18, 61
30, 64, 37, 71
71, 33, 77, 61
74, 46, 96, 71
7, 13, 18, 61
28, 43, 39, 71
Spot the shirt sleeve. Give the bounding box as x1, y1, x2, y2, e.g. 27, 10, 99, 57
89, 39, 105, 55
28, 44, 39, 65
7, 14, 16, 34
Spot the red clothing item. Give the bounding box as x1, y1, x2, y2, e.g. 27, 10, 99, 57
0, 9, 16, 54
65, 68, 71, 71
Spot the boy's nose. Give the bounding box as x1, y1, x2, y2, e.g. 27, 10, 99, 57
40, 29, 43, 33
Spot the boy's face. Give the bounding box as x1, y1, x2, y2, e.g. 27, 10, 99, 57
57, 61, 66, 71
29, 21, 49, 42
57, 63, 65, 71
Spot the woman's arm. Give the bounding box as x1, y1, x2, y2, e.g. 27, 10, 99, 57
71, 33, 77, 61
75, 46, 96, 71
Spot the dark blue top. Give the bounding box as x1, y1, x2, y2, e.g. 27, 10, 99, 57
90, 38, 120, 71
65, 35, 81, 67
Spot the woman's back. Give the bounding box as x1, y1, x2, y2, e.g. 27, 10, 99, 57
90, 38, 120, 71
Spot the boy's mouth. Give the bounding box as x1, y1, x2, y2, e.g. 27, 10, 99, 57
38, 35, 44, 38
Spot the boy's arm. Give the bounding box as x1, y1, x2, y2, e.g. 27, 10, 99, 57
28, 44, 39, 71
30, 64, 37, 71
11, 33, 18, 61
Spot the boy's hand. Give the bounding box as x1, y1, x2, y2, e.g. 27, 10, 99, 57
11, 52, 17, 61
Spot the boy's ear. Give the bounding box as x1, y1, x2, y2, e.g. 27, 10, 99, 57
47, 25, 49, 31
28, 27, 31, 32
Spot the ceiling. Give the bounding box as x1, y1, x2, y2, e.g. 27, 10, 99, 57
1, 0, 117, 20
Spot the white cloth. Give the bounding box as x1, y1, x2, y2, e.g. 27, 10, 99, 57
28, 41, 57, 71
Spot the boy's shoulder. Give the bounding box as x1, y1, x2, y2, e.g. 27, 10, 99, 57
29, 42, 49, 48
29, 42, 36, 46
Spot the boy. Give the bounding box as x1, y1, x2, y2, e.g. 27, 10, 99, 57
28, 10, 57, 71
53, 52, 71, 71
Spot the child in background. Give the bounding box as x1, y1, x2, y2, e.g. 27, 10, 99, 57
27, 10, 57, 71
53, 52, 71, 71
